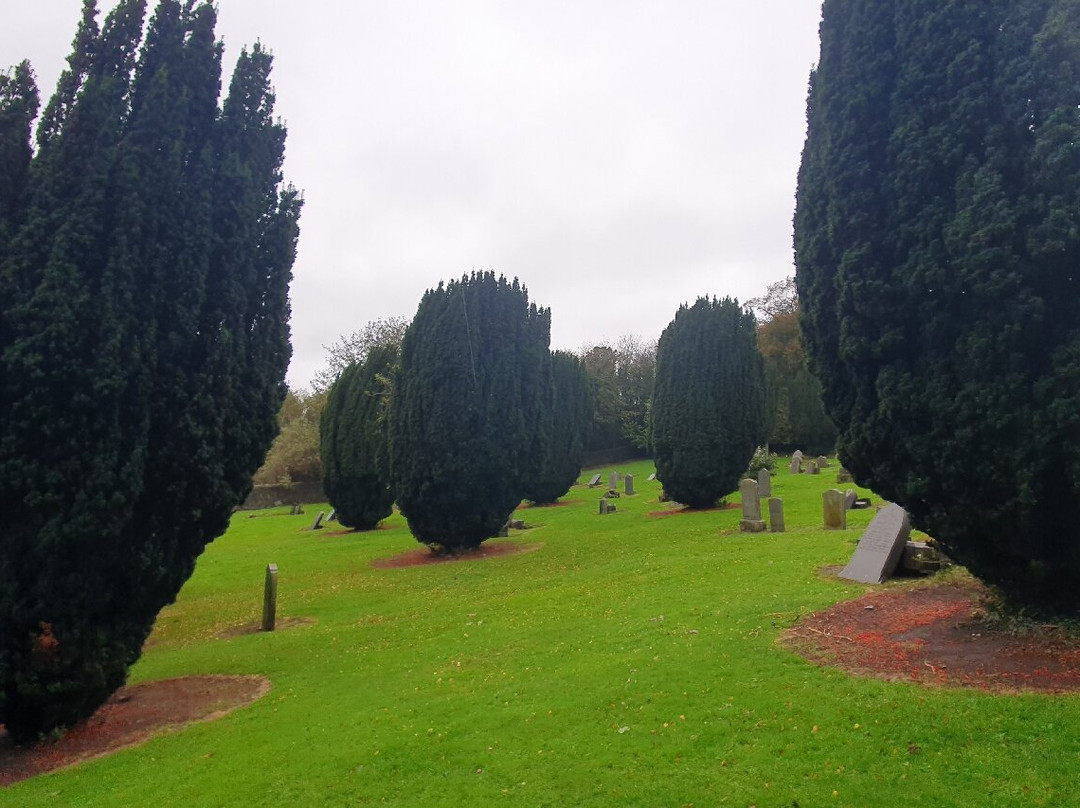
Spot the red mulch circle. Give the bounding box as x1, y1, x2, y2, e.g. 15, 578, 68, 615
0, 675, 270, 787
782, 576, 1080, 692
648, 503, 739, 517
371, 540, 543, 569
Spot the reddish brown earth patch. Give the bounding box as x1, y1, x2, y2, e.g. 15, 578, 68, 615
782, 576, 1080, 692
648, 502, 739, 517
0, 674, 269, 786
371, 540, 543, 569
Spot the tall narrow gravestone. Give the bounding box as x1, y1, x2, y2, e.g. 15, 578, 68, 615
739, 479, 767, 532
768, 497, 785, 532
757, 467, 771, 497
625, 474, 635, 495
822, 489, 847, 529
609, 472, 619, 491
839, 504, 912, 583
261, 563, 278, 632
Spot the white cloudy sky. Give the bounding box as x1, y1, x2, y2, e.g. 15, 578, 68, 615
5, 1, 823, 390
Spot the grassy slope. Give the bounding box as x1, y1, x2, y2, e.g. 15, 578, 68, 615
6, 462, 1076, 807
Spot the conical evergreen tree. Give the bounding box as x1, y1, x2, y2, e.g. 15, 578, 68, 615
0, 1, 300, 741
389, 272, 550, 549
321, 344, 397, 530
651, 297, 764, 508
522, 350, 592, 505
796, 0, 1080, 610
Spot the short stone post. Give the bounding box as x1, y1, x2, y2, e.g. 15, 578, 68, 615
625, 474, 635, 495
261, 563, 278, 632
768, 497, 785, 532
739, 479, 767, 532
823, 489, 847, 529
757, 467, 771, 497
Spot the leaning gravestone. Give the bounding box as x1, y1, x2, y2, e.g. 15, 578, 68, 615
647, 472, 656, 481
739, 479, 767, 532
625, 474, 635, 495
839, 503, 912, 583
843, 489, 857, 510
327, 509, 338, 523
310, 511, 325, 531
757, 467, 771, 497
822, 490, 846, 529
587, 473, 602, 487
768, 497, 785, 532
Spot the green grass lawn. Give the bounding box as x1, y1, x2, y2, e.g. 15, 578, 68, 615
6, 461, 1078, 807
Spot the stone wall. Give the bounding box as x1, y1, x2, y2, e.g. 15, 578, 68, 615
241, 481, 326, 510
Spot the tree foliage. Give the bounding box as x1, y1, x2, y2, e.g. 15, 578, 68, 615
320, 344, 397, 530
580, 334, 655, 462
253, 388, 326, 485
0, 0, 300, 741
796, 0, 1080, 610
651, 297, 764, 508
522, 350, 592, 505
310, 316, 408, 393
389, 272, 550, 550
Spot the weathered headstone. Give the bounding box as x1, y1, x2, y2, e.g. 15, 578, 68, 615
844, 489, 857, 510
509, 518, 526, 530
837, 467, 853, 484
789, 452, 803, 474
609, 472, 619, 490
839, 503, 912, 583
822, 489, 847, 529
290, 504, 304, 516
625, 474, 635, 495
808, 460, 820, 475
739, 479, 767, 532
757, 467, 771, 497
768, 497, 785, 532
310, 511, 325, 531
327, 509, 338, 522
817, 455, 830, 468
599, 499, 617, 515
261, 563, 278, 632
587, 473, 602, 487
647, 472, 656, 481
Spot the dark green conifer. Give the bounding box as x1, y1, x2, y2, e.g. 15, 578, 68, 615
522, 350, 592, 505
796, 0, 1080, 610
389, 272, 550, 549
320, 344, 397, 530
0, 0, 300, 741
651, 297, 764, 508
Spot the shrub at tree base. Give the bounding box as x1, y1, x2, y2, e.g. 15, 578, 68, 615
389, 272, 550, 550
0, 1, 300, 742
320, 345, 397, 530
795, 0, 1080, 611
651, 297, 765, 509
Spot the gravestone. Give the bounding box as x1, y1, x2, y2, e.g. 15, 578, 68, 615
310, 511, 325, 531
498, 524, 509, 537
609, 472, 619, 490
604, 489, 620, 499
647, 472, 656, 481
599, 499, 617, 515
837, 467, 853, 484
817, 455, 830, 468
508, 518, 526, 530
625, 474, 635, 495
739, 479, 767, 532
757, 467, 771, 497
808, 460, 820, 475
290, 504, 304, 516
327, 509, 338, 522
844, 489, 857, 510
822, 490, 846, 529
768, 497, 785, 532
261, 563, 278, 632
587, 473, 602, 487
789, 451, 803, 474
839, 503, 912, 583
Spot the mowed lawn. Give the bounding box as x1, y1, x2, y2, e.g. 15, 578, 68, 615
7, 461, 1077, 807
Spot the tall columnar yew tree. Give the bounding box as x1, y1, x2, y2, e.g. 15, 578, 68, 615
522, 350, 592, 505
651, 297, 764, 508
320, 344, 397, 530
0, 0, 300, 741
389, 272, 551, 549
795, 0, 1080, 610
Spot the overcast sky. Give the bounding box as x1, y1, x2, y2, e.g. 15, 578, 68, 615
5, 1, 823, 390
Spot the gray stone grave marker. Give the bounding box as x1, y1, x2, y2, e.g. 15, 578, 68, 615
647, 472, 656, 481
261, 563, 278, 632
327, 509, 338, 522
739, 479, 766, 532
789, 451, 803, 474
817, 455, 830, 468
599, 499, 617, 515
839, 503, 912, 583
310, 511, 325, 531
609, 472, 619, 490
808, 460, 820, 475
587, 473, 602, 487
822, 489, 846, 529
837, 467, 853, 484
625, 474, 635, 495
844, 489, 857, 510
768, 497, 785, 532
758, 467, 771, 497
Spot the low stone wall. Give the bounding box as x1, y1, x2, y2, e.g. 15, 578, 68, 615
241, 481, 326, 510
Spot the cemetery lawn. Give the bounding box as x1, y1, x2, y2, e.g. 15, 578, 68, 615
4, 462, 1080, 806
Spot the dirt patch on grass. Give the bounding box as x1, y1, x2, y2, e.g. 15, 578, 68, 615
0, 674, 270, 786
782, 576, 1080, 692
371, 540, 543, 569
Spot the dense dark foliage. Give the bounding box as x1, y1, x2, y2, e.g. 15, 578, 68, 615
795, 0, 1080, 610
320, 345, 397, 530
0, 0, 300, 741
522, 350, 592, 505
580, 336, 654, 464
651, 297, 764, 508
389, 272, 550, 549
